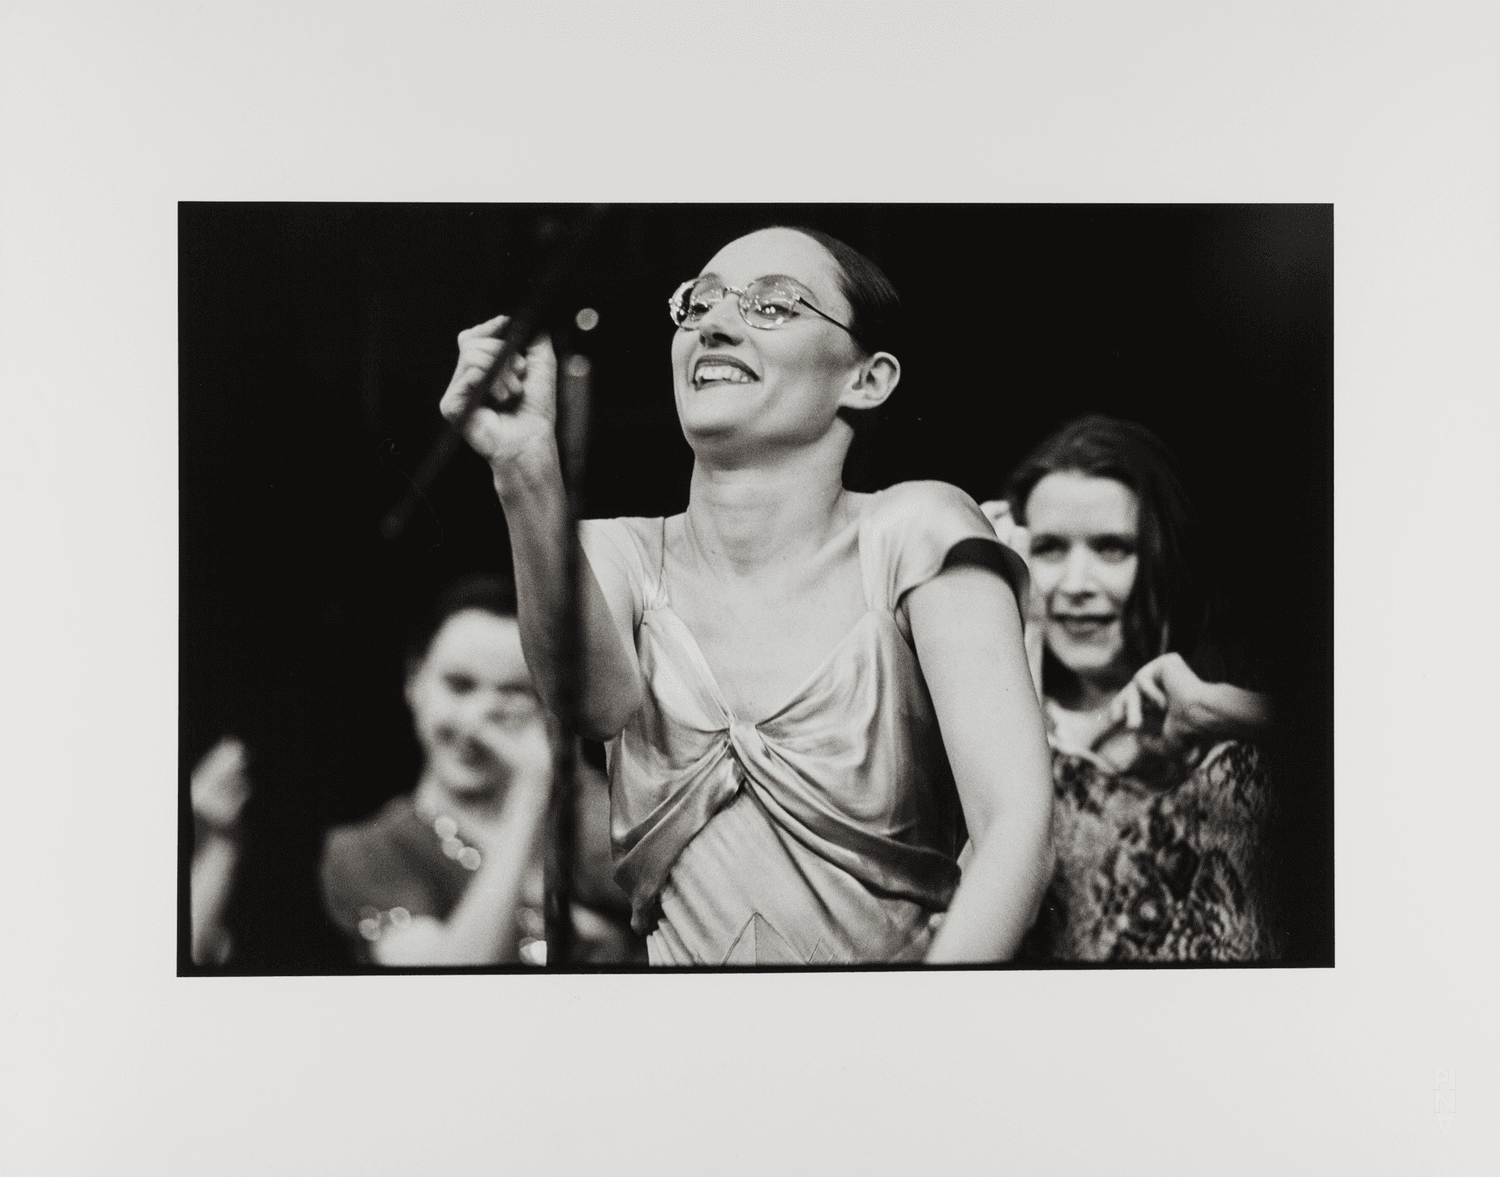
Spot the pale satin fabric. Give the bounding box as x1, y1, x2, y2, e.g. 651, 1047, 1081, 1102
579, 482, 1025, 965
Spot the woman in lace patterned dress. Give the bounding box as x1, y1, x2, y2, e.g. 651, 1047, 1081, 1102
983, 416, 1281, 962
439, 226, 1054, 964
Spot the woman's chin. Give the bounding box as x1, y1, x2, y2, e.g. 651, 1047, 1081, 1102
431, 762, 506, 801
679, 408, 753, 448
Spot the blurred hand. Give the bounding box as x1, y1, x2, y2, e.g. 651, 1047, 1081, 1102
462, 714, 554, 853
190, 737, 252, 832
981, 498, 1023, 551
1107, 653, 1211, 750
981, 499, 1045, 701
439, 316, 559, 480
1108, 653, 1274, 753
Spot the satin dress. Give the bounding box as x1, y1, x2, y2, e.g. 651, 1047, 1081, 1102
579, 481, 1025, 965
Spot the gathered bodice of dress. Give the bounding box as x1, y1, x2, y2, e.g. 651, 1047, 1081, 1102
579, 481, 1024, 966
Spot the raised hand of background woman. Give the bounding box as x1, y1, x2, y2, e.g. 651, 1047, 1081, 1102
1107, 652, 1274, 751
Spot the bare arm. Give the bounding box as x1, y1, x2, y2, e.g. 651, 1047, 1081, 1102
374, 720, 552, 966
980, 499, 1045, 702
189, 738, 252, 966
493, 453, 643, 739
190, 837, 239, 966
372, 784, 549, 967
439, 318, 642, 738
908, 565, 1055, 963
1109, 652, 1274, 748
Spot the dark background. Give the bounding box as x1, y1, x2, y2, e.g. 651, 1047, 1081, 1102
179, 203, 1333, 971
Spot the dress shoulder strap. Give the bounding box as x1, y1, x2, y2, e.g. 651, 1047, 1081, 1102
578, 516, 669, 617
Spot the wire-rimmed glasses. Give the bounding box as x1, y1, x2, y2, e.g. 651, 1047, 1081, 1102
667, 275, 853, 334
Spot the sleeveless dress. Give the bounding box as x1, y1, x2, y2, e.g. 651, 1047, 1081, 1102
578, 481, 1025, 966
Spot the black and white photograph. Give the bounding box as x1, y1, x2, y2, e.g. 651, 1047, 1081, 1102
3, 4, 1497, 1174
180, 203, 1333, 973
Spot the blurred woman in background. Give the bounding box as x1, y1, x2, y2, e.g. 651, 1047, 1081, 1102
319, 575, 639, 965
985, 415, 1280, 961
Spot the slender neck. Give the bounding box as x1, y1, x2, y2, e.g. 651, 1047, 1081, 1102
682, 436, 853, 577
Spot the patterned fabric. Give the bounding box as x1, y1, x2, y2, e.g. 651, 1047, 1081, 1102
579, 481, 1027, 966
1026, 715, 1281, 962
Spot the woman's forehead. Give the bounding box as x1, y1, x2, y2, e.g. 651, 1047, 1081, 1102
701, 228, 846, 309
1028, 471, 1140, 530
426, 610, 529, 678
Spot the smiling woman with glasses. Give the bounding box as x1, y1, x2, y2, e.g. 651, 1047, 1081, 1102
438, 225, 1054, 965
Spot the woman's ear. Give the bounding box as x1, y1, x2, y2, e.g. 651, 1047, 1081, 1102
839, 351, 900, 412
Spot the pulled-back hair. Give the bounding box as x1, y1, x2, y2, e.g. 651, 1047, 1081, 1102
774, 225, 901, 466
404, 573, 518, 675
776, 225, 902, 360
1005, 415, 1204, 677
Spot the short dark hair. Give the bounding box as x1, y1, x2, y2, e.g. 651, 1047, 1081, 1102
404, 573, 518, 675
1005, 415, 1204, 677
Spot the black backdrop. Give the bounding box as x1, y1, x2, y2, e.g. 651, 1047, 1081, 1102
179, 204, 1332, 971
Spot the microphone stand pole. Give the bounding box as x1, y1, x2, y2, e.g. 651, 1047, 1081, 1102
380, 206, 608, 967
544, 351, 593, 967
380, 205, 609, 542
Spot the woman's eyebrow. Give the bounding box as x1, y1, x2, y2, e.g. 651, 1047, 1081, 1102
695, 271, 814, 291
1028, 529, 1135, 541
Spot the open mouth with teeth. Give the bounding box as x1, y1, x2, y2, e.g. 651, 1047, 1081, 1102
693, 355, 759, 389
1052, 615, 1117, 637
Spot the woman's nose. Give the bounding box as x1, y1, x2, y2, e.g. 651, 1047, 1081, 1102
451, 693, 494, 733
1057, 548, 1095, 595
695, 295, 744, 343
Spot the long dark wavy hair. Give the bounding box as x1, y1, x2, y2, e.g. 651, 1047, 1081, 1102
1005, 415, 1205, 693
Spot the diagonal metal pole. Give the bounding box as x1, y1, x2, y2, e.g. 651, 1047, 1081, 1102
380, 204, 610, 542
